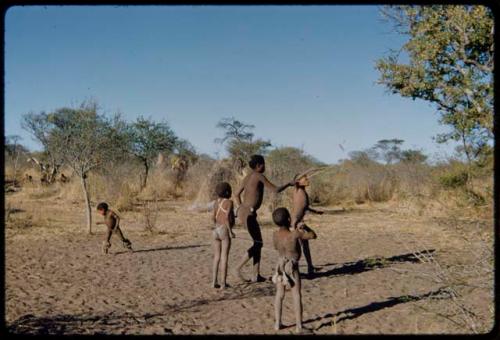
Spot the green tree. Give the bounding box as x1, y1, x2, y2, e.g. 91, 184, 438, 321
127, 116, 178, 189
215, 117, 271, 170
376, 5, 493, 166
371, 139, 405, 164
44, 101, 126, 233
22, 112, 66, 183
400, 149, 428, 163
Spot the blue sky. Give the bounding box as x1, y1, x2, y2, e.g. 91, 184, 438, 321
5, 5, 458, 164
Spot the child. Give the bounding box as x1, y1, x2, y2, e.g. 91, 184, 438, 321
291, 173, 324, 276
212, 182, 236, 289
96, 202, 133, 254
272, 207, 316, 333
234, 154, 295, 283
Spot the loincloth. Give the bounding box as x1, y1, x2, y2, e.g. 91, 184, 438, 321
272, 257, 299, 289
213, 224, 230, 241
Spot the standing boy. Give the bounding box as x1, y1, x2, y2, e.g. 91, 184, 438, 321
96, 202, 133, 254
234, 154, 295, 283
272, 207, 316, 333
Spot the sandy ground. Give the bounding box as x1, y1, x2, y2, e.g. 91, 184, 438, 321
4, 192, 494, 335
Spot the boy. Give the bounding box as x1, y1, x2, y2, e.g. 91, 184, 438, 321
272, 207, 316, 333
234, 154, 296, 283
96, 202, 133, 254
291, 173, 324, 276
212, 182, 236, 289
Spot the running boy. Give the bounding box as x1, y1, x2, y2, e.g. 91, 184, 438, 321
272, 207, 316, 333
96, 202, 133, 254
212, 182, 236, 289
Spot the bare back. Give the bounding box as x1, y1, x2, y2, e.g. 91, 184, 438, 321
273, 228, 316, 262
213, 198, 234, 227
105, 210, 119, 229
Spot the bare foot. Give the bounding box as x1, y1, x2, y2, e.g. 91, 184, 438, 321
212, 283, 220, 289
295, 327, 312, 334
235, 269, 248, 282
251, 275, 267, 283
219, 283, 231, 290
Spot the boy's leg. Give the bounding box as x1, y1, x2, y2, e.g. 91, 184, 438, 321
212, 238, 221, 288
220, 236, 231, 288
247, 214, 264, 282
291, 271, 304, 333
115, 227, 132, 250
102, 227, 113, 254
274, 282, 285, 330
300, 225, 317, 275
235, 211, 252, 282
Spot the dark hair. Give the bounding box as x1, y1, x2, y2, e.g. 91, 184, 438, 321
215, 182, 232, 198
96, 202, 109, 211
248, 155, 265, 169
272, 207, 290, 227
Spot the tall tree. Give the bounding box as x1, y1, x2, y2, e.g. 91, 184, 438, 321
22, 112, 65, 183
371, 139, 405, 164
45, 101, 125, 234
127, 116, 178, 189
376, 5, 494, 166
215, 117, 271, 170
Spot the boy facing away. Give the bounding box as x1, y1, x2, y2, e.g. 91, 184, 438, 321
234, 154, 296, 283
272, 207, 316, 334
96, 202, 133, 254
291, 174, 324, 276
212, 182, 236, 289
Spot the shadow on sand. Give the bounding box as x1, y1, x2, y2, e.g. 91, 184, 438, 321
6, 281, 276, 335
299, 286, 452, 331
114, 244, 209, 255
303, 249, 436, 280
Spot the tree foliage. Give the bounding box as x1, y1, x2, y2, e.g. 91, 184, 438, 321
215, 117, 271, 169
127, 116, 178, 188
376, 5, 493, 163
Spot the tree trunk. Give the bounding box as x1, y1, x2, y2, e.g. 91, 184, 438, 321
80, 174, 92, 234
141, 160, 149, 190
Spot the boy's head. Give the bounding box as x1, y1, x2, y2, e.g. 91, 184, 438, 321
249, 154, 265, 173
295, 174, 310, 188
272, 207, 291, 228
215, 182, 232, 199
96, 202, 108, 215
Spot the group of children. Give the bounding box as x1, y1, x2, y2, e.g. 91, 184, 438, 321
94, 154, 323, 333
211, 154, 323, 333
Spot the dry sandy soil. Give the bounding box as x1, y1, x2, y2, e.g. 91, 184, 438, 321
4, 188, 494, 335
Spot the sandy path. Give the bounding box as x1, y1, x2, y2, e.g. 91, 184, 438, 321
5, 202, 494, 334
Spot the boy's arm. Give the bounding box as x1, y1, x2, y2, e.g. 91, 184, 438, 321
297, 228, 317, 240
307, 206, 324, 215
227, 200, 235, 228
259, 173, 294, 194
212, 199, 217, 223
235, 177, 246, 206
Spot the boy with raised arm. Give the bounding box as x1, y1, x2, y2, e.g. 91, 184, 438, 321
272, 207, 316, 333
291, 173, 324, 276
234, 154, 296, 283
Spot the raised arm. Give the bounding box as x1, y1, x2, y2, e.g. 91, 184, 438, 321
259, 173, 294, 194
